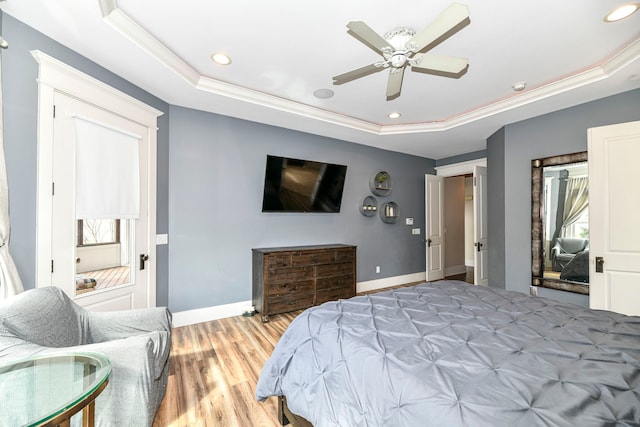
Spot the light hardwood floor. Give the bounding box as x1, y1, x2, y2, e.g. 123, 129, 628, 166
153, 277, 472, 426
153, 310, 298, 427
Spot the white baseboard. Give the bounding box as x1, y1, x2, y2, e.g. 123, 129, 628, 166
357, 272, 426, 293
171, 299, 253, 328
172, 272, 428, 327
445, 265, 467, 277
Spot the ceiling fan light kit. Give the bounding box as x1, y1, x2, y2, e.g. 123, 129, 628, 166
333, 2, 471, 101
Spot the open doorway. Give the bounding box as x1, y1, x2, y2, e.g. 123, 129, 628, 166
443, 175, 474, 282
430, 158, 488, 286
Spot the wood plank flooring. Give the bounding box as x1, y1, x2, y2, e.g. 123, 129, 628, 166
153, 310, 298, 427
76, 266, 130, 295
153, 275, 473, 426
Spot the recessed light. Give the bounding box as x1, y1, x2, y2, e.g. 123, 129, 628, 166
388, 112, 401, 119
512, 81, 527, 91
211, 52, 232, 65
604, 3, 639, 22
313, 88, 334, 99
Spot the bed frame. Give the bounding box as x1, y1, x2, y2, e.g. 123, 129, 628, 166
278, 396, 313, 427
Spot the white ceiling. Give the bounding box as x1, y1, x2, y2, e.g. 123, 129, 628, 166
2, 0, 640, 159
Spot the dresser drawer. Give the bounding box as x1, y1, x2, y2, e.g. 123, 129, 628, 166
316, 274, 354, 291
268, 295, 315, 314
316, 262, 354, 278
335, 249, 354, 263
291, 251, 335, 266
265, 254, 292, 268
266, 266, 314, 284
316, 287, 355, 305
266, 280, 314, 297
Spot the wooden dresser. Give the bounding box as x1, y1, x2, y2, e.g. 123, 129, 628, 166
252, 244, 357, 322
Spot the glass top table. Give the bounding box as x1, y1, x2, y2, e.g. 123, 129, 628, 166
0, 352, 111, 427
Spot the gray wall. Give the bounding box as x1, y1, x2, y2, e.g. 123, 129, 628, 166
487, 127, 505, 290
168, 106, 434, 312
488, 88, 640, 306
436, 149, 486, 167
1, 13, 171, 307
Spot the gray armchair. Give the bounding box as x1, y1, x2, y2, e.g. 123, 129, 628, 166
551, 237, 589, 272
0, 286, 171, 426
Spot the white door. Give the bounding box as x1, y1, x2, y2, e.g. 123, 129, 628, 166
473, 166, 489, 286
425, 174, 445, 281
588, 120, 640, 315
50, 93, 154, 311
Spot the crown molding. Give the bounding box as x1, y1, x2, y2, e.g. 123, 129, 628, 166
100, 2, 640, 136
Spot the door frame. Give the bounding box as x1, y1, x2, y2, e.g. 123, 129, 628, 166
434, 158, 487, 178
32, 50, 162, 308
433, 158, 487, 284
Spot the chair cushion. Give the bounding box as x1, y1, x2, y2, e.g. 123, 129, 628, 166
556, 238, 589, 254
0, 287, 82, 347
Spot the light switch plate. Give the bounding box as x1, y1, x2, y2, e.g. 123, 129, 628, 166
412, 228, 420, 235
156, 234, 168, 245
405, 217, 414, 225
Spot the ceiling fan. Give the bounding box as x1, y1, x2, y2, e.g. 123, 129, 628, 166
333, 3, 471, 101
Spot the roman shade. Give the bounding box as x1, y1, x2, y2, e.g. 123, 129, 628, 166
74, 116, 141, 219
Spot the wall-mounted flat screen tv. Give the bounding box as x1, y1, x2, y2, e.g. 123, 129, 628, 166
261, 155, 347, 213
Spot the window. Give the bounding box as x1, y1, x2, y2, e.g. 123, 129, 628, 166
77, 219, 120, 246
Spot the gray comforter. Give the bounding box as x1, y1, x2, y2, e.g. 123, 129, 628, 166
256, 281, 640, 426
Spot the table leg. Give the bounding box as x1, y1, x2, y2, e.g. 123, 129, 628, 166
82, 401, 96, 427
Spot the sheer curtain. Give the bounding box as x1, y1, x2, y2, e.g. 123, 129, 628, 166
0, 46, 25, 298
560, 176, 589, 237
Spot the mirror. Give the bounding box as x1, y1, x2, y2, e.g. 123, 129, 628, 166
532, 151, 589, 294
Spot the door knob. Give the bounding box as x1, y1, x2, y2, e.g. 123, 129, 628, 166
140, 254, 149, 270
595, 256, 605, 273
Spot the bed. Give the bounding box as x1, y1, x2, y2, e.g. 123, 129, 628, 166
256, 281, 640, 426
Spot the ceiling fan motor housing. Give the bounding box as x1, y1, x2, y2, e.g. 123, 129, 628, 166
384, 27, 417, 69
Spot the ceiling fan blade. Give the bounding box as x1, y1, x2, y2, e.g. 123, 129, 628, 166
347, 21, 393, 54
333, 63, 384, 85
412, 53, 469, 78
386, 68, 405, 101
408, 2, 470, 53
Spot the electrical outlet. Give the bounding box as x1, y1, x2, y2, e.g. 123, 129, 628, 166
405, 217, 414, 225
530, 286, 538, 296
376, 266, 381, 274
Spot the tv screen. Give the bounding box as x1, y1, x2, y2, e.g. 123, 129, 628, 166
261, 155, 347, 213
